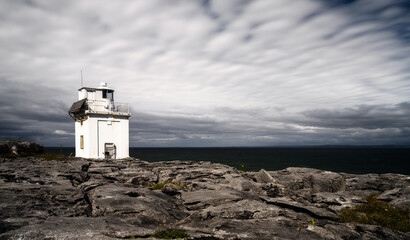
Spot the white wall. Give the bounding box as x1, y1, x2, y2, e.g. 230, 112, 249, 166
75, 121, 82, 157
75, 114, 129, 159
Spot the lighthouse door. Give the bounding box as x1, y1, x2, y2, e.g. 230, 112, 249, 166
104, 143, 116, 159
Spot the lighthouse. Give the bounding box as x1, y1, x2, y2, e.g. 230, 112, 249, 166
69, 82, 131, 159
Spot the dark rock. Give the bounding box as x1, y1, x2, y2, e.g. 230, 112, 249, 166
0, 140, 44, 155
127, 169, 158, 186
162, 183, 183, 196
263, 183, 280, 197
0, 144, 9, 155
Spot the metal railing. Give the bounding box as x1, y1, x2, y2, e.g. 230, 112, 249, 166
113, 102, 130, 114
85, 99, 130, 115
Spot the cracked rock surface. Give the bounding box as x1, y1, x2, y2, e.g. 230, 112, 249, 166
0, 157, 409, 239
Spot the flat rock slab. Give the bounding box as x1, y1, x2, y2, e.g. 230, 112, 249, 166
88, 184, 188, 222
261, 197, 339, 221
182, 189, 244, 208
0, 216, 155, 240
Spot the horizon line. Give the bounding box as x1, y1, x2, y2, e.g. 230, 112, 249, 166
44, 144, 410, 148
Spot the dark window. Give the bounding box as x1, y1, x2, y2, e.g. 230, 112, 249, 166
102, 90, 114, 101
107, 90, 113, 101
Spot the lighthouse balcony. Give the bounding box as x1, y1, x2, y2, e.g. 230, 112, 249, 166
69, 98, 130, 120
85, 99, 130, 116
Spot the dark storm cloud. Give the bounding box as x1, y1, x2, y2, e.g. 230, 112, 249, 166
300, 102, 410, 129
132, 111, 220, 133
128, 111, 227, 146
0, 79, 74, 145
0, 79, 71, 123
127, 102, 410, 146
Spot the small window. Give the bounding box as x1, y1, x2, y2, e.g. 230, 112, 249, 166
102, 90, 114, 101
80, 135, 84, 149
107, 90, 113, 101
80, 121, 83, 126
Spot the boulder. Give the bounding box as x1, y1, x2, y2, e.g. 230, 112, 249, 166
303, 171, 345, 193
254, 169, 275, 183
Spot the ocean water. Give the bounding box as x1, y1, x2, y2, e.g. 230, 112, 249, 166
45, 147, 410, 175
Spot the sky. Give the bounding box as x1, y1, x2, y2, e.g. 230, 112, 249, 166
0, 0, 410, 147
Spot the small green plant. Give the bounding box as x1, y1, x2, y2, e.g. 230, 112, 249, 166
0, 152, 69, 160
148, 182, 166, 190
311, 219, 315, 227
148, 182, 187, 190
150, 229, 190, 239
296, 221, 302, 238
239, 164, 245, 173
339, 195, 410, 232
35, 153, 67, 161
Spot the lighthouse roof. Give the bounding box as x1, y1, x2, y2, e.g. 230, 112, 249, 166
78, 82, 114, 91
78, 86, 114, 91
68, 98, 87, 120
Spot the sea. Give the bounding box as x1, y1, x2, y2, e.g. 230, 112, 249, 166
44, 147, 410, 175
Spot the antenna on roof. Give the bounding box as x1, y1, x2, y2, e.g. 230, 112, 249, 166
81, 70, 83, 87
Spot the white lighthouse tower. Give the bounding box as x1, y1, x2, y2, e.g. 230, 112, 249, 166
69, 82, 131, 159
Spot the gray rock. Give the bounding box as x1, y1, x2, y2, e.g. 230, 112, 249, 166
127, 169, 158, 186
267, 167, 345, 194
255, 169, 275, 183
162, 183, 183, 196
261, 196, 339, 221
303, 171, 345, 193
311, 192, 364, 212
182, 189, 245, 210
87, 184, 188, 222
1, 157, 409, 240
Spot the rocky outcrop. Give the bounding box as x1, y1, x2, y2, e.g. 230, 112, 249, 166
0, 157, 409, 239
0, 140, 44, 155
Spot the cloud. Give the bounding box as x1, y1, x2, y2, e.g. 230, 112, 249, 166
126, 101, 410, 147
300, 102, 410, 129
0, 0, 409, 146
54, 130, 74, 135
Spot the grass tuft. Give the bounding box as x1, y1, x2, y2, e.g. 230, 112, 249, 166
339, 195, 410, 232
34, 153, 71, 161
148, 182, 166, 190
149, 229, 190, 239
148, 182, 186, 190
0, 152, 77, 161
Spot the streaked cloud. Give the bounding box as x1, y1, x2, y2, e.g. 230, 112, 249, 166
0, 0, 409, 146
